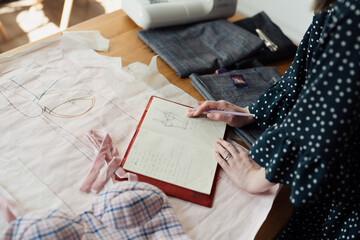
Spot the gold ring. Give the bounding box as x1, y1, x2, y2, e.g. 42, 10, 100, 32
224, 155, 232, 161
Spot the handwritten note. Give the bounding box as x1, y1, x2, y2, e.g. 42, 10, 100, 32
123, 97, 227, 194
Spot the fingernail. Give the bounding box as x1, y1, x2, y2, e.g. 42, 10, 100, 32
207, 113, 214, 118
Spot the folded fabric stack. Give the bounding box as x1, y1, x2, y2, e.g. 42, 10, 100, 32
137, 12, 296, 146
137, 19, 264, 78
190, 67, 281, 147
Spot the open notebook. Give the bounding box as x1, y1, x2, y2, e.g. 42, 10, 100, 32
120, 96, 227, 207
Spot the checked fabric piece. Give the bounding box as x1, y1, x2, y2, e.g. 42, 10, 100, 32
2, 182, 189, 240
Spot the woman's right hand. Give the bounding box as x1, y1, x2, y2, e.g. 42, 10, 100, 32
187, 100, 255, 128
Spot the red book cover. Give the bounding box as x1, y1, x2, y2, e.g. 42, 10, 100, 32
117, 96, 226, 207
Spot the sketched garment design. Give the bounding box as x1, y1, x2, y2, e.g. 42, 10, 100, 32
0, 62, 95, 119
153, 108, 188, 129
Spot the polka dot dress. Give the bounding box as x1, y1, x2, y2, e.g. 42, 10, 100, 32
248, 0, 360, 239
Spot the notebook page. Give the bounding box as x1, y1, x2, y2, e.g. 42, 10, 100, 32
123, 97, 226, 194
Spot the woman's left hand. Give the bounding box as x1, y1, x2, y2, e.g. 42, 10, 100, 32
214, 138, 275, 194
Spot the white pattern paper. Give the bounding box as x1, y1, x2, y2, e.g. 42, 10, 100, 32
0, 32, 278, 239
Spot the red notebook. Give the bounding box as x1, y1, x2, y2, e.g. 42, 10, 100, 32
117, 96, 227, 207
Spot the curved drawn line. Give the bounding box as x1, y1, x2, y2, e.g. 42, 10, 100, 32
47, 92, 96, 118
0, 87, 44, 118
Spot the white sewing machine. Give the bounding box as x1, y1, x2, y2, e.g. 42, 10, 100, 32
122, 0, 237, 29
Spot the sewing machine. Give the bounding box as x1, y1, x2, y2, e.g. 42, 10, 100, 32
122, 0, 237, 29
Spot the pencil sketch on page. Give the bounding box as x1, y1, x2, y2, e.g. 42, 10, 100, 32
123, 97, 227, 194
153, 108, 189, 129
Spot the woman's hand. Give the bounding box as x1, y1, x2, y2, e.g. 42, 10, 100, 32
187, 100, 255, 128
214, 138, 275, 194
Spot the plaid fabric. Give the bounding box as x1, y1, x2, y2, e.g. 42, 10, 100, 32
137, 19, 263, 78
190, 67, 281, 147
2, 182, 189, 240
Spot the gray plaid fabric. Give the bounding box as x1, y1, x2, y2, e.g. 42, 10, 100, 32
137, 19, 263, 78
190, 67, 281, 147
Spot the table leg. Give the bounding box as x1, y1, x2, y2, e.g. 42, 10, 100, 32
0, 20, 9, 41
59, 0, 74, 30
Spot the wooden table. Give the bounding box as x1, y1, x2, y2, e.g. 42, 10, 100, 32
0, 9, 293, 239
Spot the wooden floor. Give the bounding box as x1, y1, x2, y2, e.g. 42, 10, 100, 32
0, 0, 121, 54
